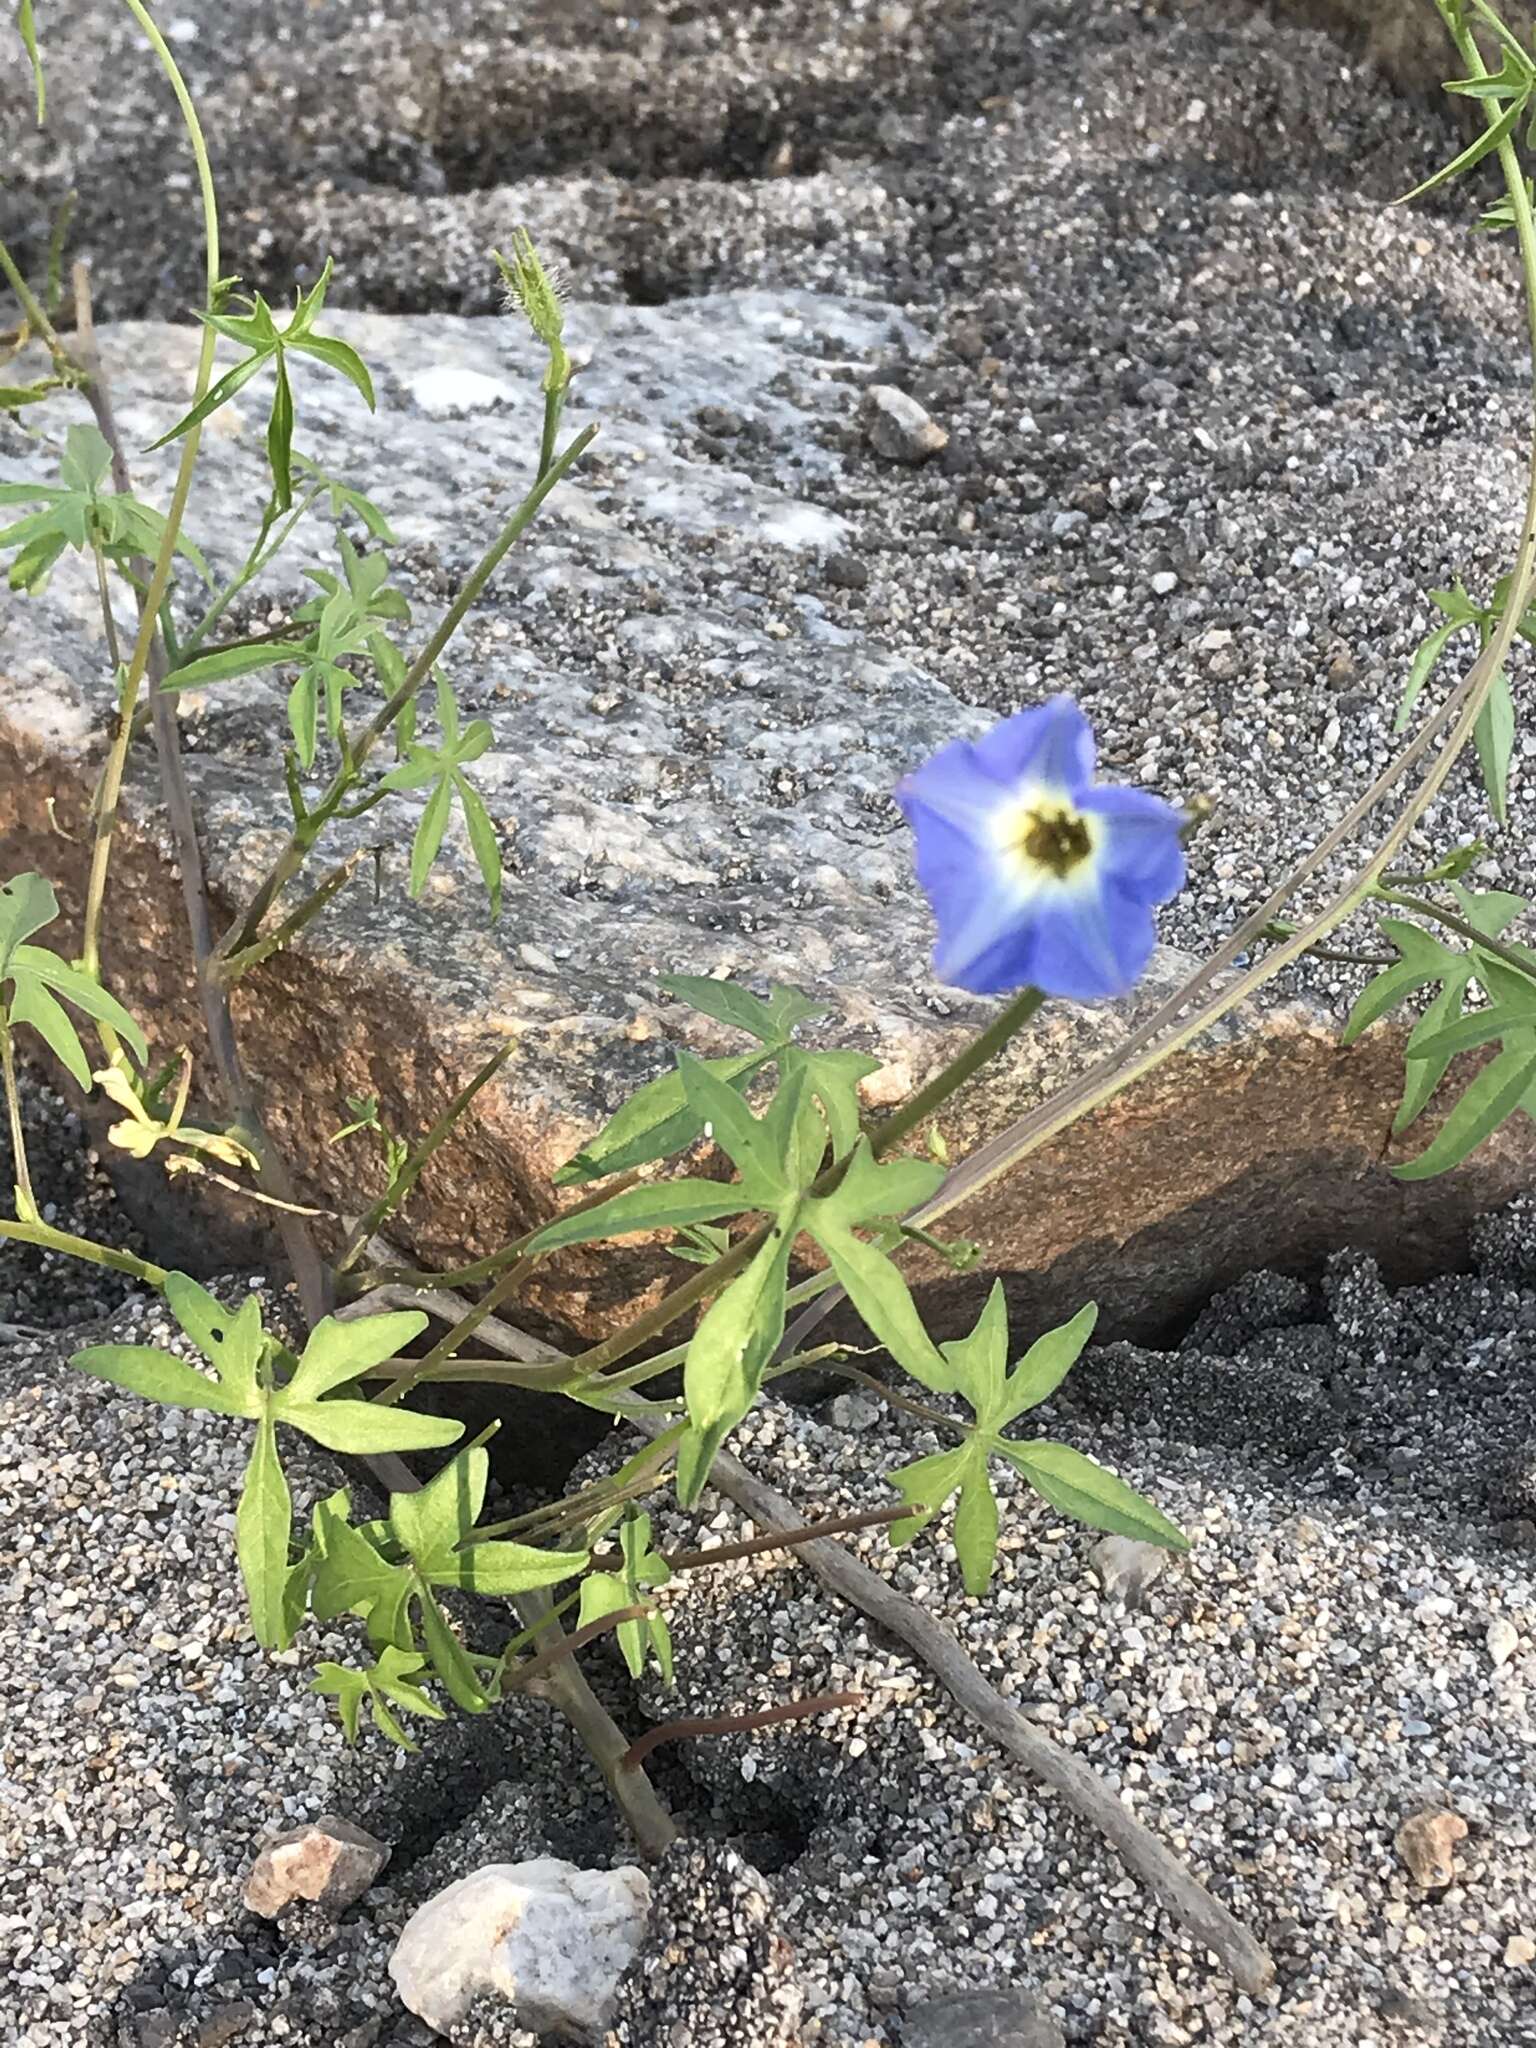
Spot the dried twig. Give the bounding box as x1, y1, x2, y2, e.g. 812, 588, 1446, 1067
654, 1423, 1275, 1995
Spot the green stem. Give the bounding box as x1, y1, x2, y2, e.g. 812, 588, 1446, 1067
1, 1014, 37, 1219
377, 1251, 542, 1403
95, 2, 221, 969
538, 385, 565, 482
335, 1040, 514, 1274
763, 1354, 963, 1436
216, 847, 371, 984
346, 1166, 646, 1293
0, 238, 64, 364
868, 987, 1046, 1158
175, 485, 324, 665
220, 422, 599, 960
1378, 887, 1536, 977
0, 1215, 168, 1286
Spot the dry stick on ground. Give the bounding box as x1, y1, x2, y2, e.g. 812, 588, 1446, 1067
346, 1279, 1275, 1994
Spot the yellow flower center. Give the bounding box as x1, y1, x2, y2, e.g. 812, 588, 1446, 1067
1016, 803, 1092, 880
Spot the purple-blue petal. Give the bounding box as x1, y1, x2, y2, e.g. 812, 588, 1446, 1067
968, 693, 1095, 794
1024, 883, 1155, 1001
1080, 785, 1187, 901
898, 694, 1184, 1003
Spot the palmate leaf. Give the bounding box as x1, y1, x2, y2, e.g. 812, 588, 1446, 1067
886, 1283, 1178, 1596
388, 1445, 588, 1595
0, 426, 209, 595
997, 1440, 1189, 1550
553, 1049, 774, 1186
156, 263, 377, 514
677, 1209, 800, 1506
802, 1139, 949, 1391
311, 1495, 414, 1648
1345, 888, 1536, 1176
580, 1517, 674, 1686
658, 975, 827, 1044
556, 976, 848, 1187
1394, 1033, 1536, 1181
313, 1646, 446, 1751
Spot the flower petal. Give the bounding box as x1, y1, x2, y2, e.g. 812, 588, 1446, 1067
971, 693, 1094, 794
1080, 785, 1186, 901
931, 867, 1041, 993
1025, 881, 1156, 1001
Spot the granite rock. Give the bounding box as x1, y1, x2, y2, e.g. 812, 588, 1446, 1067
5, 0, 1536, 1360
244, 1815, 392, 1919
389, 1859, 651, 2037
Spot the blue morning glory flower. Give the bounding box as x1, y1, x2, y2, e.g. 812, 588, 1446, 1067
895, 695, 1186, 1000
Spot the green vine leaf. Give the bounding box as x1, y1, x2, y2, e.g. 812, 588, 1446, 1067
0, 426, 210, 596
152, 262, 375, 513
1394, 90, 1525, 205
886, 1284, 1179, 1595
1344, 888, 1536, 1173
312, 1646, 446, 1750
579, 1509, 674, 1683
801, 1139, 948, 1391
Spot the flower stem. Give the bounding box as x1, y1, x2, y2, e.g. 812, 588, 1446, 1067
219, 421, 598, 960
1, 1013, 38, 1220
866, 987, 1045, 1158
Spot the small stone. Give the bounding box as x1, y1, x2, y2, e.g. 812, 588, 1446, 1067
1505, 1935, 1536, 1967
824, 551, 869, 590
390, 1858, 651, 2036
1091, 1534, 1171, 1609
1487, 1616, 1519, 1668
826, 1392, 881, 1432
1394, 1807, 1467, 1888
196, 2005, 258, 2048
1051, 510, 1088, 537
1150, 570, 1179, 596
903, 1988, 1065, 2047
243, 1814, 391, 1918
696, 404, 744, 437
864, 384, 948, 463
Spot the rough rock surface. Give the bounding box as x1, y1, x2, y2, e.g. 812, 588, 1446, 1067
8, 0, 1536, 1346
243, 1816, 392, 1920
390, 1860, 650, 2037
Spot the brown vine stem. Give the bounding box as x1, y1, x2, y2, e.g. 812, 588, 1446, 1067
619, 1690, 863, 1777
502, 1603, 654, 1693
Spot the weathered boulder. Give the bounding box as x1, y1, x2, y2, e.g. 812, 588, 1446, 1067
5, 0, 1536, 1351
1, 287, 1533, 1352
